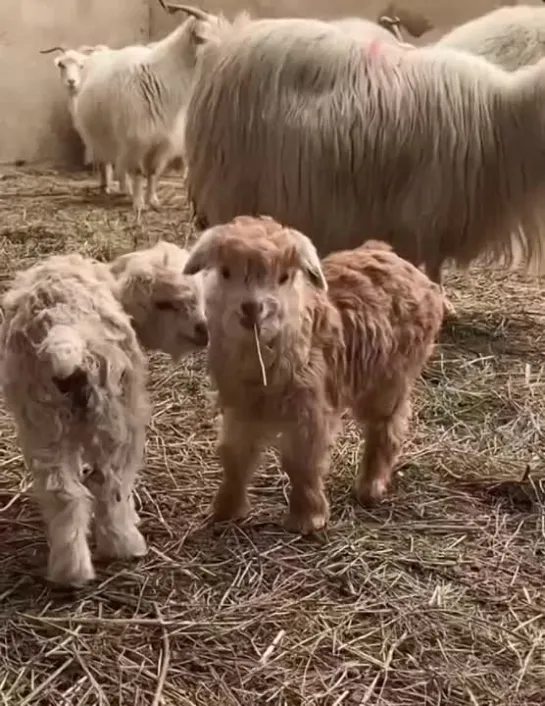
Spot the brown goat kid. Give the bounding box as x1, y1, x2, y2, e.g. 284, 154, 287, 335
184, 216, 444, 533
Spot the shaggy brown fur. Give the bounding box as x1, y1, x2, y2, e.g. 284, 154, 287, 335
184, 216, 444, 534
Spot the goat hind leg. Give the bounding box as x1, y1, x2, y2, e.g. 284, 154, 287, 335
354, 394, 411, 506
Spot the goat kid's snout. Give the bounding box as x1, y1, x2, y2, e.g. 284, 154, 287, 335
193, 320, 209, 347
239, 299, 264, 330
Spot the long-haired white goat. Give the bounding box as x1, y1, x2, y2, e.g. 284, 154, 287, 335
72, 2, 216, 218
437, 5, 545, 71
181, 9, 545, 294
39, 44, 130, 195
183, 216, 444, 533
0, 242, 208, 587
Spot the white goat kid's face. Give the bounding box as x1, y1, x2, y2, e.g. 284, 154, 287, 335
151, 273, 208, 359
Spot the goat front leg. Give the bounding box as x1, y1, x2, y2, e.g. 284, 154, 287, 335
145, 173, 161, 210
212, 409, 266, 523
131, 172, 146, 223
116, 168, 133, 196
354, 393, 411, 506
87, 435, 147, 562
33, 452, 95, 587
98, 163, 114, 195
280, 411, 339, 534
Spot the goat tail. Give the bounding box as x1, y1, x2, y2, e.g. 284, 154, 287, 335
39, 324, 86, 379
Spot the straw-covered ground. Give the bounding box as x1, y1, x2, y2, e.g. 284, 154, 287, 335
0, 166, 544, 706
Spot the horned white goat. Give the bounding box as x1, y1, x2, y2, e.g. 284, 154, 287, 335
183, 216, 444, 533
41, 44, 132, 196
0, 241, 208, 587
181, 9, 545, 297
72, 2, 214, 218
376, 3, 434, 43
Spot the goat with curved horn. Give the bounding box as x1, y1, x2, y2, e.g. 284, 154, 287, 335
377, 15, 404, 41
158, 1, 210, 20
380, 3, 433, 38
40, 46, 66, 54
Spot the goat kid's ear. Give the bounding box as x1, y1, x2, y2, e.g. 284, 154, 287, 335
183, 227, 222, 275
291, 230, 327, 291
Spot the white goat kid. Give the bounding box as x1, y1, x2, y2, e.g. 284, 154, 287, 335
0, 242, 208, 587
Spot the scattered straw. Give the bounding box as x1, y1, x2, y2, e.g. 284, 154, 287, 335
150, 603, 170, 706
1, 168, 545, 704
253, 323, 268, 386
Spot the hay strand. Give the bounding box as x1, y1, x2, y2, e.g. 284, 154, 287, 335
253, 323, 268, 386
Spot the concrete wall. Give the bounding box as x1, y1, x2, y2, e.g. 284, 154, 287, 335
0, 0, 148, 165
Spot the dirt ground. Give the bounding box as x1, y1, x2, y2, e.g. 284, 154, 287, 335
0, 167, 544, 705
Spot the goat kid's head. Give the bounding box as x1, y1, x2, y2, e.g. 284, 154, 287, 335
183, 216, 327, 346
111, 241, 208, 360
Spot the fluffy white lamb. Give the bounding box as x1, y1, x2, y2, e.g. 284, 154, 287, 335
183, 216, 444, 533
0, 241, 208, 587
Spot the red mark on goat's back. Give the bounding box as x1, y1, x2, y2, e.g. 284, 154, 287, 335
368, 39, 381, 61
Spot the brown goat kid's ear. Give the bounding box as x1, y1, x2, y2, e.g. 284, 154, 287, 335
183, 227, 222, 275
291, 231, 328, 291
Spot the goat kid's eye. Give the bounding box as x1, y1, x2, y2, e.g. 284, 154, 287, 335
155, 300, 177, 311
278, 272, 289, 285
220, 266, 230, 280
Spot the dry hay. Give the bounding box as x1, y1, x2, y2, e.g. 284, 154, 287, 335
0, 166, 544, 706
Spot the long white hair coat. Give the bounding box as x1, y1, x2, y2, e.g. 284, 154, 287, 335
183, 16, 545, 281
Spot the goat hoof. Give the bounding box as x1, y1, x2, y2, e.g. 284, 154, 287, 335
47, 547, 96, 588
284, 506, 329, 535
211, 488, 250, 522
96, 527, 147, 560
148, 196, 161, 211
354, 476, 388, 506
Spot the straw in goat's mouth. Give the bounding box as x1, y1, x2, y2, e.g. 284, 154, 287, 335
253, 324, 268, 387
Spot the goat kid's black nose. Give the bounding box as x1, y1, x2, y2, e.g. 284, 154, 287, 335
240, 300, 262, 321
194, 321, 209, 345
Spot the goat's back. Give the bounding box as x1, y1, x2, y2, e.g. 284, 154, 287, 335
438, 6, 545, 70
186, 17, 545, 273
320, 243, 444, 398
